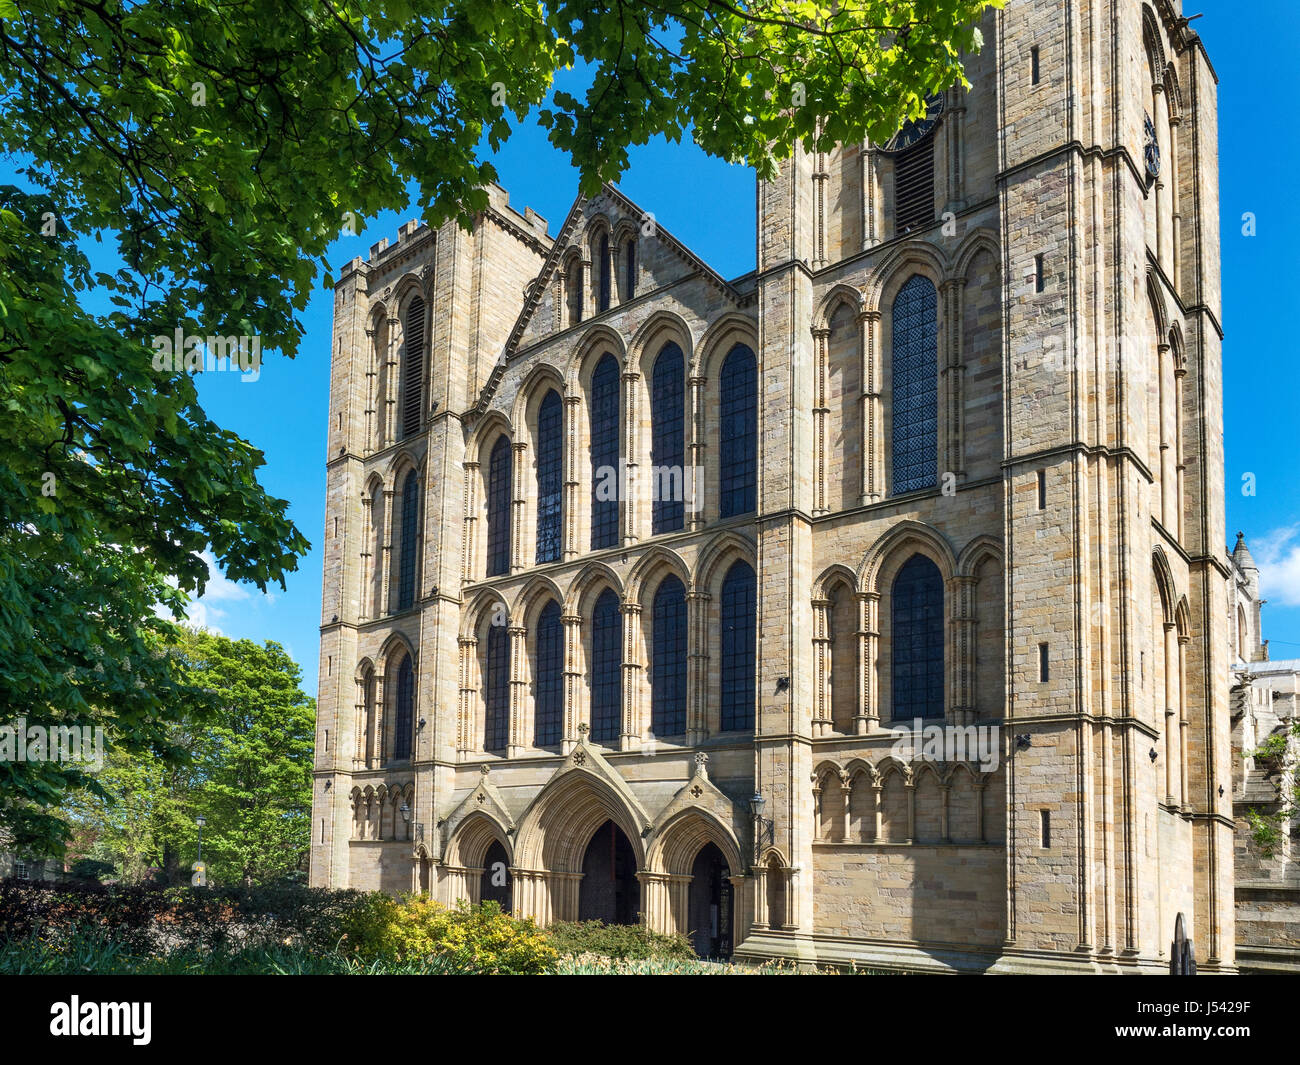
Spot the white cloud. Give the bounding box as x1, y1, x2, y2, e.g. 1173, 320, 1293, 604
1252, 525, 1300, 608
154, 550, 261, 636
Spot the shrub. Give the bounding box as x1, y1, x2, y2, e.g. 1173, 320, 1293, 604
341, 897, 557, 975
544, 920, 696, 961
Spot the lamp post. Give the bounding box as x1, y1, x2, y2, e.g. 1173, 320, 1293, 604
749, 792, 773, 864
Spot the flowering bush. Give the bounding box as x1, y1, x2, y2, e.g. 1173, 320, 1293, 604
342, 897, 557, 974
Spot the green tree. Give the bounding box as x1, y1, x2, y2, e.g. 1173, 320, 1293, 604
182, 632, 315, 885
0, 0, 996, 853
60, 630, 315, 885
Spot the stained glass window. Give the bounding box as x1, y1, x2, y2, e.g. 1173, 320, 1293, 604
891, 275, 938, 494
534, 601, 563, 747
589, 354, 620, 550
719, 344, 757, 518
484, 622, 509, 752
590, 589, 622, 744
393, 654, 414, 760
891, 554, 944, 720
486, 435, 512, 577
535, 389, 563, 564
651, 343, 685, 534
396, 469, 419, 611
651, 575, 687, 736
720, 560, 756, 731
625, 241, 636, 299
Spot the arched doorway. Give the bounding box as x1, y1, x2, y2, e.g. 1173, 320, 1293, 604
479, 839, 512, 913
579, 820, 640, 924
688, 843, 733, 958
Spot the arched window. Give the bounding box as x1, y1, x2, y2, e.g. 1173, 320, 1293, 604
651, 575, 687, 736
828, 583, 857, 733
396, 469, 420, 611
597, 233, 611, 313
891, 275, 938, 494
589, 354, 621, 550
566, 256, 583, 326
393, 654, 415, 760
401, 297, 425, 439
651, 343, 685, 534
534, 601, 563, 747
720, 560, 756, 731
719, 344, 757, 518
535, 389, 563, 564
483, 622, 509, 752
891, 554, 944, 721
486, 435, 512, 577
625, 240, 637, 299
590, 589, 623, 744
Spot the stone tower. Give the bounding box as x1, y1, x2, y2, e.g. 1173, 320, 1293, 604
310, 0, 1230, 973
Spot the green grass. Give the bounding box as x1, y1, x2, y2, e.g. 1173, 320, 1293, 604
0, 927, 467, 975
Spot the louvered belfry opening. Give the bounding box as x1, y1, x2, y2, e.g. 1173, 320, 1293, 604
402, 296, 426, 438
894, 137, 934, 235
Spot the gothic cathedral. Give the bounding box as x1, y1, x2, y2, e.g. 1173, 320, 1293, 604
310, 0, 1232, 973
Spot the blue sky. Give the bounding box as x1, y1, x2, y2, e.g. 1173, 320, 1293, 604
189, 0, 1300, 695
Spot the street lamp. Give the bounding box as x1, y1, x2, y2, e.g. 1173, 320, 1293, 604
749, 792, 773, 864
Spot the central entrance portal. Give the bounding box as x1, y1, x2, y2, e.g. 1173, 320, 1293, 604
578, 820, 640, 925
479, 839, 512, 913
688, 843, 734, 958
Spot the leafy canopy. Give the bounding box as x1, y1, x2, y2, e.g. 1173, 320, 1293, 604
0, 0, 995, 853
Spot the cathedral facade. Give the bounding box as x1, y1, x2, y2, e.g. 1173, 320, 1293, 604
310, 0, 1233, 973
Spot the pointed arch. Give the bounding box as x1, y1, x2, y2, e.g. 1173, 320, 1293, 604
812, 283, 866, 330
645, 806, 744, 879
444, 809, 514, 871
858, 519, 957, 589
513, 766, 648, 873
626, 545, 693, 603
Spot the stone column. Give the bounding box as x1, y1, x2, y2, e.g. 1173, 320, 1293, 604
1158, 341, 1172, 529
379, 487, 395, 616
811, 598, 832, 738
364, 327, 377, 454
1178, 634, 1190, 810
944, 86, 967, 212
940, 277, 966, 479
508, 624, 529, 758
622, 368, 640, 545
951, 575, 978, 725
687, 374, 707, 530
385, 315, 400, 444
563, 395, 581, 559
511, 441, 528, 573
861, 147, 880, 250
621, 602, 643, 750
860, 310, 882, 503
858, 591, 880, 733
562, 613, 583, 754
686, 591, 710, 744
457, 636, 477, 757
812, 328, 830, 515
374, 671, 388, 765
359, 493, 373, 622
461, 461, 479, 581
